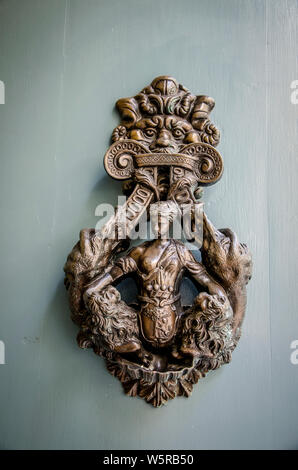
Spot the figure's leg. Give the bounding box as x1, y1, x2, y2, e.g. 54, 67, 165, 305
135, 348, 154, 368
114, 342, 153, 368
114, 341, 141, 354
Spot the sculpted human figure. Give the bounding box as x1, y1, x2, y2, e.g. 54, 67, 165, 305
83, 201, 226, 368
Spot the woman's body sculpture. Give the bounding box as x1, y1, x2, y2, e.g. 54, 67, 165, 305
83, 202, 225, 365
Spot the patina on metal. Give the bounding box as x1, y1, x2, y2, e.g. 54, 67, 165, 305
64, 76, 252, 407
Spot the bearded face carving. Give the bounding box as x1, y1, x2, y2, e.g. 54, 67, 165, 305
111, 76, 220, 150
127, 116, 201, 153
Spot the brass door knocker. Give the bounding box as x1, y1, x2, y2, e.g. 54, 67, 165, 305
64, 76, 252, 407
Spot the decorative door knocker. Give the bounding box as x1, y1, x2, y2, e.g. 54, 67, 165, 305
64, 76, 252, 407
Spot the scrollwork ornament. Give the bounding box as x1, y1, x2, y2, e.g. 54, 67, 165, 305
64, 76, 252, 407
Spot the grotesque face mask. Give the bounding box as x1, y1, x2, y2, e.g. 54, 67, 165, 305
129, 116, 201, 154
111, 76, 220, 151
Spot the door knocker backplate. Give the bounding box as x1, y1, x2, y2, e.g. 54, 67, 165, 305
64, 76, 252, 407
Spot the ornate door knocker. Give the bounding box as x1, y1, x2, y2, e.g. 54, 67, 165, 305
64, 76, 252, 407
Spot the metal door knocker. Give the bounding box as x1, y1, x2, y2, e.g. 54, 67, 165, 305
64, 76, 252, 407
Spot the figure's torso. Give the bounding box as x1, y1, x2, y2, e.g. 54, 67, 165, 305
130, 239, 184, 348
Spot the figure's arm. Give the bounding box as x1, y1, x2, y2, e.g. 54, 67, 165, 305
183, 248, 226, 298
83, 255, 137, 302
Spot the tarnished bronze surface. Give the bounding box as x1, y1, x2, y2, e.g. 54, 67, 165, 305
64, 76, 252, 407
